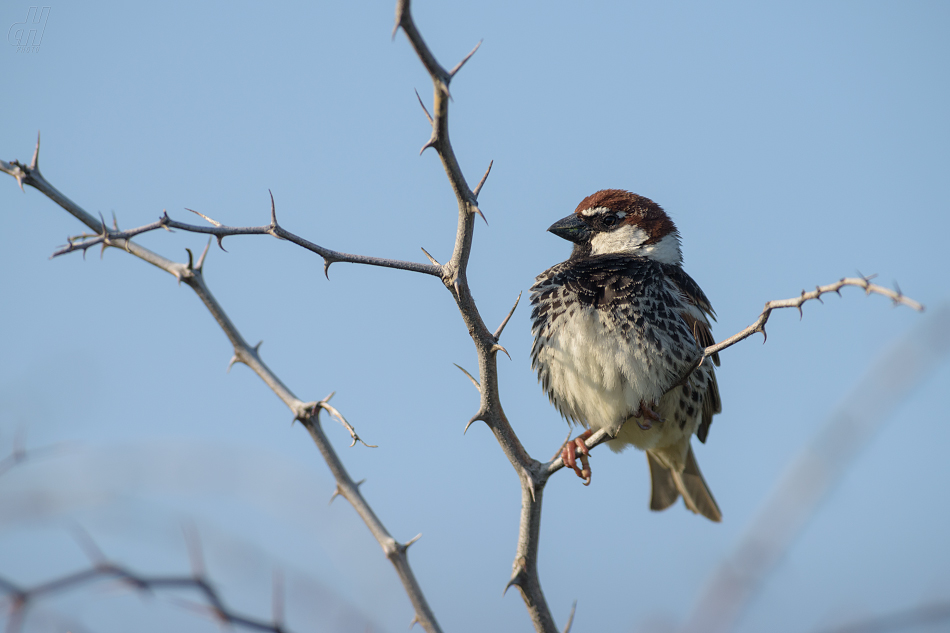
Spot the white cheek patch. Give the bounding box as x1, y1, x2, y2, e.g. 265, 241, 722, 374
590, 224, 648, 256
590, 227, 683, 263
638, 233, 682, 264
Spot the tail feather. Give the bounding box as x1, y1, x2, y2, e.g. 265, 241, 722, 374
647, 451, 679, 511
647, 445, 722, 522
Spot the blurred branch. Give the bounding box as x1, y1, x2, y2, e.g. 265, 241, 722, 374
680, 304, 950, 633
813, 600, 950, 633
0, 430, 74, 479
0, 430, 27, 479
0, 557, 293, 633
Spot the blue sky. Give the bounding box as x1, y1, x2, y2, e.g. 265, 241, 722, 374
2, 2, 949, 632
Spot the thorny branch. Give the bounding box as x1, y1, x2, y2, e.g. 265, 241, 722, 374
49, 193, 441, 279
0, 529, 293, 633
1, 1, 927, 631
2, 135, 442, 632
702, 276, 923, 358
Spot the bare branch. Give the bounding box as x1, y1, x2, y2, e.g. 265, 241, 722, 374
662, 276, 927, 392
704, 276, 923, 359
392, 3, 559, 630
51, 203, 442, 278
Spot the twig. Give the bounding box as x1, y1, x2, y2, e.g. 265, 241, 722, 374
668, 276, 925, 391
50, 198, 441, 278
702, 276, 924, 360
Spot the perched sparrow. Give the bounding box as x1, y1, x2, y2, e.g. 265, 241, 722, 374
530, 189, 723, 522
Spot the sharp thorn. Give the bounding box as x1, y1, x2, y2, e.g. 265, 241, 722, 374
420, 246, 440, 266
419, 136, 437, 155
449, 39, 482, 77
473, 159, 493, 199
404, 533, 422, 548
562, 600, 578, 633
414, 88, 433, 125
227, 355, 240, 372
185, 247, 195, 270
215, 235, 227, 252
463, 412, 482, 434
493, 291, 521, 340
324, 259, 332, 279
474, 205, 488, 226
196, 237, 212, 271
504, 574, 523, 596
490, 343, 510, 360
31, 130, 41, 171
269, 189, 278, 227
391, 3, 404, 41
453, 363, 481, 390
186, 207, 223, 227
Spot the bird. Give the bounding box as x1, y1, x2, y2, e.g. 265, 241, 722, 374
530, 189, 723, 522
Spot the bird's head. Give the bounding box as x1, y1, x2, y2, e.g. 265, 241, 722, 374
548, 189, 682, 264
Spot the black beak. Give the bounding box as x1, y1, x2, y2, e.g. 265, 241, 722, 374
547, 214, 590, 244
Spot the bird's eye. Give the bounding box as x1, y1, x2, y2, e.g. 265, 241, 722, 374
602, 215, 619, 228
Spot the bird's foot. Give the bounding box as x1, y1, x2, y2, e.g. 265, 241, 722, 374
557, 429, 593, 485
634, 400, 662, 430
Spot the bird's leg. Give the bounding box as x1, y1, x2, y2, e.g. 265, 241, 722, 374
633, 400, 662, 430
557, 429, 593, 486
